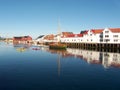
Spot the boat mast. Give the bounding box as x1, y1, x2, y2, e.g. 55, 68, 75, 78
57, 18, 61, 43
58, 18, 61, 35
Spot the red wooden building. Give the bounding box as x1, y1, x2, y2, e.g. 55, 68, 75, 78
13, 36, 32, 43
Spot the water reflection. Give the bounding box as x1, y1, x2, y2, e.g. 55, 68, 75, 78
10, 43, 120, 71
13, 43, 31, 52
1, 42, 120, 89
57, 54, 61, 76
47, 48, 120, 69
12, 42, 120, 69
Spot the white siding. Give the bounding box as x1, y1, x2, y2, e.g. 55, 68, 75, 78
60, 28, 120, 44
102, 28, 120, 44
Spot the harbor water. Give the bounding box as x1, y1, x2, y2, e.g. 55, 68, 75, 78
0, 41, 120, 90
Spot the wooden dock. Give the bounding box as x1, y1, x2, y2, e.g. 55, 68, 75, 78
64, 43, 120, 52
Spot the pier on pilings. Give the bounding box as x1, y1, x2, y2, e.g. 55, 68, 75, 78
64, 42, 120, 53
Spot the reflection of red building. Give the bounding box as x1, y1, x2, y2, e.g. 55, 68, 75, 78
111, 62, 120, 68
13, 36, 32, 43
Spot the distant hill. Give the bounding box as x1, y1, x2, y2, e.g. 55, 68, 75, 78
0, 37, 5, 40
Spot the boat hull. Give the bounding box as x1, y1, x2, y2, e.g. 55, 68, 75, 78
49, 44, 67, 50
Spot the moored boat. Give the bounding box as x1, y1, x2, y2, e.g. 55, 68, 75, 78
49, 43, 67, 50
16, 47, 26, 52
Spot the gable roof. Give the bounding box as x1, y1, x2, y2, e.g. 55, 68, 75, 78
44, 34, 54, 40
36, 35, 44, 39
80, 30, 88, 34
76, 34, 83, 37
62, 32, 73, 36
13, 36, 31, 39
91, 29, 103, 34
67, 34, 75, 37
109, 28, 120, 33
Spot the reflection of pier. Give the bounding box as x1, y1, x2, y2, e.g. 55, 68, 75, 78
66, 48, 120, 69
47, 48, 120, 70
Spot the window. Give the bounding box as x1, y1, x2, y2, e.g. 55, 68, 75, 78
105, 35, 109, 37
114, 39, 118, 42
90, 52, 92, 55
104, 39, 110, 42
100, 35, 103, 38
113, 54, 117, 57
105, 31, 109, 33
113, 35, 118, 37
100, 39, 103, 42
91, 39, 92, 41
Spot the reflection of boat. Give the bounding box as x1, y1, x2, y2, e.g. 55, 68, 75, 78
16, 48, 26, 52
32, 48, 40, 50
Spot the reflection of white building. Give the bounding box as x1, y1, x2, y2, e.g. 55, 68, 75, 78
67, 48, 101, 64
102, 53, 111, 68
102, 52, 120, 68
66, 48, 120, 68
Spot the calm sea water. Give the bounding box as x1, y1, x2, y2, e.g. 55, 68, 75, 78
0, 41, 120, 90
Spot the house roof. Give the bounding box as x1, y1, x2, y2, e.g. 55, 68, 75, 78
44, 34, 54, 40
80, 30, 88, 34
62, 32, 73, 35
63, 34, 83, 38
14, 36, 31, 38
62, 32, 73, 37
36, 35, 44, 39
109, 28, 120, 33
76, 34, 83, 37
91, 29, 103, 34
13, 37, 22, 39
67, 34, 75, 37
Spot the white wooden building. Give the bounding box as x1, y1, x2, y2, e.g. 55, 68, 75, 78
102, 28, 120, 43
60, 28, 120, 44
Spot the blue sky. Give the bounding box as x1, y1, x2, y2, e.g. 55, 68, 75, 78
0, 0, 120, 38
